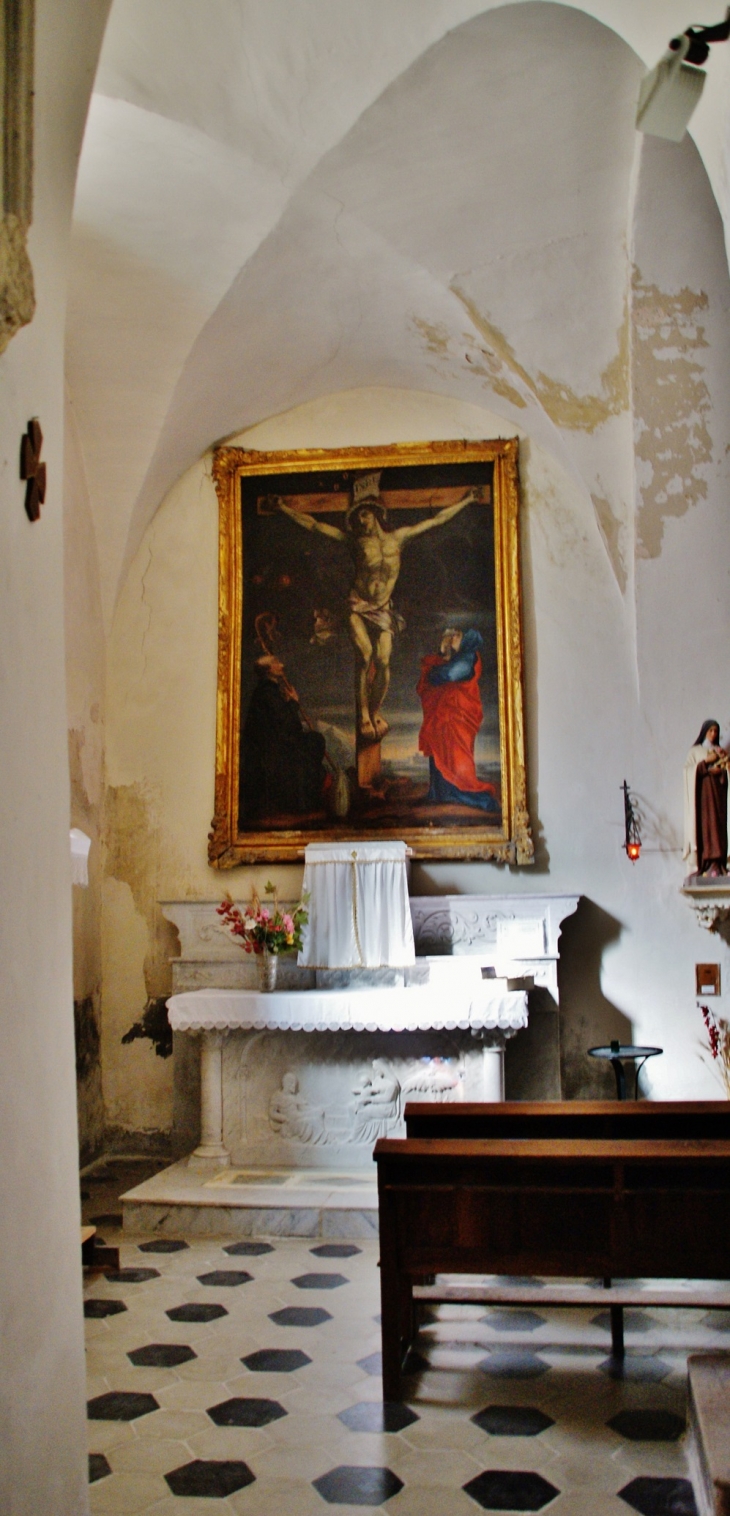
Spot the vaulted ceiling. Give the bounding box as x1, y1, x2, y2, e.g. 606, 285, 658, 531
66, 0, 730, 627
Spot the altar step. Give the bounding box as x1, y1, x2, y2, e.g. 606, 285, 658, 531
121, 1159, 378, 1240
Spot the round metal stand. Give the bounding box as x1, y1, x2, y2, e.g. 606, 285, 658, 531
588, 1043, 663, 1100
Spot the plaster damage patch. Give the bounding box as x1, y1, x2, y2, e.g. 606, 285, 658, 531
104, 782, 177, 1000
450, 285, 629, 431
591, 493, 627, 595
632, 271, 712, 558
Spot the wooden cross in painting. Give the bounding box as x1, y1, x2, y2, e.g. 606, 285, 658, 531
20, 417, 46, 522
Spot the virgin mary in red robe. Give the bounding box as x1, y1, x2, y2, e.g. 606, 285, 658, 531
417, 629, 499, 813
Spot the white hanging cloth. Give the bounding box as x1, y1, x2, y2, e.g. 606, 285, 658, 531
298, 840, 415, 968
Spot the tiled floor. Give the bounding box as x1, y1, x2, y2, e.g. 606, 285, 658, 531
82, 1158, 724, 1514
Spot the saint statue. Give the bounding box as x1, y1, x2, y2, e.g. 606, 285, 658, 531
683, 719, 729, 881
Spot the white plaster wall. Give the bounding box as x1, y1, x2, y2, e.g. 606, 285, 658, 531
64, 389, 106, 1160
0, 3, 112, 1511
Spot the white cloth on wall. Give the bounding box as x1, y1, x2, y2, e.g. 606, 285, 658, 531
298, 840, 415, 968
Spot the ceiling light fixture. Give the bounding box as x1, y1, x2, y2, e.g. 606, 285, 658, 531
636, 7, 730, 141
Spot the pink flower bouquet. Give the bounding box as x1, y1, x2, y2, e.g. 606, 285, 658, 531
217, 882, 308, 956
700, 1002, 730, 1098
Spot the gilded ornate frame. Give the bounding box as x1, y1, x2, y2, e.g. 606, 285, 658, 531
209, 438, 533, 866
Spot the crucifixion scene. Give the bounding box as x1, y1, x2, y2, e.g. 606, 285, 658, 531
237, 458, 501, 833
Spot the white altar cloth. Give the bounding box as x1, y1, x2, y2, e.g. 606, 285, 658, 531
299, 840, 415, 968
167, 982, 528, 1035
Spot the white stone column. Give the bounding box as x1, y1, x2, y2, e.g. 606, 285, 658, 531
482, 1044, 505, 1101
190, 1030, 230, 1166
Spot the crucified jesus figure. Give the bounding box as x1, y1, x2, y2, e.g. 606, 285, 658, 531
274, 481, 485, 742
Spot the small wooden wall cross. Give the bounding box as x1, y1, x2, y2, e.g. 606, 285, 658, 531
20, 418, 46, 521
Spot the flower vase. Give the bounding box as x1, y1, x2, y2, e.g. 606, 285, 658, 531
257, 949, 278, 993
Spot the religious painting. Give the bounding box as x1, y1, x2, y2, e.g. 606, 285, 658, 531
209, 439, 532, 864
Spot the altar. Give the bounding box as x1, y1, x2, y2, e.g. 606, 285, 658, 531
162, 892, 579, 1172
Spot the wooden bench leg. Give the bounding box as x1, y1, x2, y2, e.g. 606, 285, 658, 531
610, 1305, 625, 1358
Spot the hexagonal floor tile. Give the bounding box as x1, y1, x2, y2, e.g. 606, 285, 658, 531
591, 1309, 655, 1335
165, 1459, 255, 1497
472, 1406, 555, 1437
463, 1469, 559, 1510
138, 1239, 189, 1253
166, 1302, 228, 1323
598, 1356, 672, 1383
357, 1352, 382, 1376
196, 1269, 253, 1287
87, 1391, 159, 1421
292, 1272, 349, 1290
224, 1241, 275, 1256
84, 1298, 127, 1319
483, 1309, 546, 1333
104, 1268, 160, 1283
617, 1476, 698, 1515
313, 1465, 404, 1505
207, 1396, 287, 1427
338, 1401, 419, 1433
127, 1343, 197, 1368
479, 1350, 550, 1379
88, 1453, 111, 1483
241, 1348, 311, 1373
608, 1410, 685, 1442
311, 1244, 362, 1258
269, 1306, 332, 1328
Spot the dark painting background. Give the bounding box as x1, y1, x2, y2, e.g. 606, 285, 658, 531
238, 461, 499, 831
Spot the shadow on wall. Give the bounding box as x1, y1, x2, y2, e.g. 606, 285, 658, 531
558, 898, 632, 1099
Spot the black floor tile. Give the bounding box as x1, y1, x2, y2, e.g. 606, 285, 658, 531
166, 1302, 228, 1323
87, 1391, 158, 1421
312, 1465, 404, 1505
291, 1271, 348, 1290
90, 1213, 123, 1228
165, 1459, 255, 1497
483, 1309, 546, 1333
618, 1476, 698, 1515
224, 1241, 274, 1256
207, 1396, 287, 1427
463, 1469, 559, 1510
138, 1239, 189, 1253
357, 1352, 382, 1376
472, 1405, 555, 1437
269, 1306, 332, 1327
479, 1350, 550, 1379
197, 1269, 253, 1287
609, 1410, 685, 1442
599, 1355, 672, 1383
88, 1453, 111, 1483
104, 1268, 160, 1283
241, 1348, 311, 1372
338, 1401, 419, 1432
701, 1309, 730, 1330
591, 1309, 655, 1335
128, 1343, 197, 1367
311, 1243, 362, 1258
84, 1298, 127, 1319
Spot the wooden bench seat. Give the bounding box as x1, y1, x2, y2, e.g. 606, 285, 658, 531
374, 1135, 730, 1400
404, 1099, 730, 1142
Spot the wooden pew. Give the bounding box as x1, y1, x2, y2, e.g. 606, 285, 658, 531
374, 1135, 730, 1401
404, 1099, 730, 1142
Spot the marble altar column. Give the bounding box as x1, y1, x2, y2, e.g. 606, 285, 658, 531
190, 1030, 230, 1167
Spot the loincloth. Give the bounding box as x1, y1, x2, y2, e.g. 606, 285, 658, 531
348, 591, 406, 635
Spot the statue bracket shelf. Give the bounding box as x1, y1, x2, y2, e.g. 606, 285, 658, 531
681, 884, 730, 934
